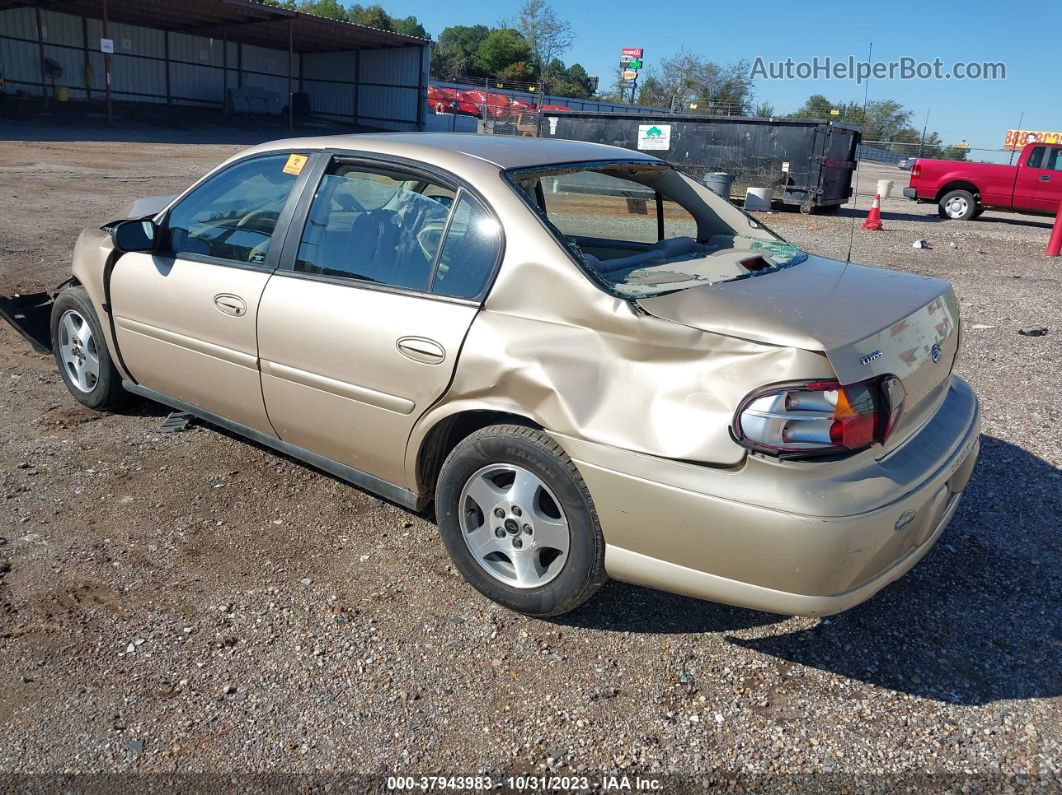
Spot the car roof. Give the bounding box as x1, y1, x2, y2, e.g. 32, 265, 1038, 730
242, 132, 660, 170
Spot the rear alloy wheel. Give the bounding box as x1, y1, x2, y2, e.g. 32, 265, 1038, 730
50, 286, 129, 410
938, 189, 978, 220
435, 425, 607, 616
458, 463, 570, 589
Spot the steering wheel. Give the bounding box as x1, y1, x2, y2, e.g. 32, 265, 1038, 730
236, 208, 279, 233
416, 219, 448, 260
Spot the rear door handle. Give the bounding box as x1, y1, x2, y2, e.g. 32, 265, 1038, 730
397, 336, 445, 364
214, 293, 247, 317
1039, 175, 1052, 182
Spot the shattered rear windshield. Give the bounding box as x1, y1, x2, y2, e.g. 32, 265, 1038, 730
506, 161, 806, 298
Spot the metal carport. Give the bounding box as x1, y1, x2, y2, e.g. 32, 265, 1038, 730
0, 0, 430, 130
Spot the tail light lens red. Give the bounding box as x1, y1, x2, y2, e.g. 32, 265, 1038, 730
911, 163, 921, 177
733, 376, 905, 458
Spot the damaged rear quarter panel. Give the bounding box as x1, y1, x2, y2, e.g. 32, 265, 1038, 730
406, 180, 834, 476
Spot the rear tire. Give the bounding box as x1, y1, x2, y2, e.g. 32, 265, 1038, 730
50, 286, 129, 410
435, 425, 607, 617
938, 189, 978, 220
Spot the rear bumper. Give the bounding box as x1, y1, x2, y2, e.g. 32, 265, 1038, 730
903, 187, 919, 200
554, 378, 980, 616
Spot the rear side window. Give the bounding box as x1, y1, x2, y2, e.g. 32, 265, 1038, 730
431, 194, 501, 299
164, 154, 303, 265
1046, 148, 1062, 171
295, 164, 454, 291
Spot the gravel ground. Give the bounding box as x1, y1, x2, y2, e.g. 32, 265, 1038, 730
0, 120, 1059, 789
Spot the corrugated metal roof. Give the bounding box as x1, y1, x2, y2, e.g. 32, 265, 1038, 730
0, 0, 429, 52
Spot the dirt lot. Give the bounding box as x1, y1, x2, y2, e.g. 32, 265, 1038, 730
0, 119, 1059, 787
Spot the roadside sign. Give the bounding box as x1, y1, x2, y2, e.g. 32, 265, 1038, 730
622, 70, 638, 81
100, 37, 114, 54
1004, 129, 1061, 150
621, 47, 643, 58
625, 59, 642, 69
830, 108, 840, 116
637, 123, 671, 151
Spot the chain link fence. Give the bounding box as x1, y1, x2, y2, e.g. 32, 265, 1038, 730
859, 140, 1013, 166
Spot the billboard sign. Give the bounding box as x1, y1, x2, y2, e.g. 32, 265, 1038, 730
621, 47, 643, 59
622, 70, 638, 81
1005, 129, 1062, 150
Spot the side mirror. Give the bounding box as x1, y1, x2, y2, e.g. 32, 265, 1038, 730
111, 219, 157, 253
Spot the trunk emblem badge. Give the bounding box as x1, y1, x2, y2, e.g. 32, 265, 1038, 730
859, 350, 883, 366
931, 343, 943, 363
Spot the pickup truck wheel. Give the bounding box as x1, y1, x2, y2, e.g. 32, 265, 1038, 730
435, 424, 607, 617
50, 286, 129, 410
938, 189, 977, 220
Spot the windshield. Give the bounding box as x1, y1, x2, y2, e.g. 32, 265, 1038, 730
506, 161, 806, 298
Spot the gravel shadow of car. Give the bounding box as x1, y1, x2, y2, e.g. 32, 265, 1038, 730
558, 435, 1060, 705
556, 579, 784, 635
724, 434, 1061, 705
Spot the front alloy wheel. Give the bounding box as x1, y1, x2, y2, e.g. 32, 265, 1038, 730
57, 310, 101, 393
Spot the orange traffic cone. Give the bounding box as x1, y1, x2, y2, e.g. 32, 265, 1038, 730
862, 194, 884, 231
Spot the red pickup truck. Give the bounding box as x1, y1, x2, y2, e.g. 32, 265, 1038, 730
903, 142, 1062, 220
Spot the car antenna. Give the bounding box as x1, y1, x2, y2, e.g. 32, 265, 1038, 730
845, 41, 874, 265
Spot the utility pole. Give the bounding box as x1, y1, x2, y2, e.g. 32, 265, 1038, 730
1009, 111, 1024, 165
918, 107, 930, 158
102, 0, 112, 123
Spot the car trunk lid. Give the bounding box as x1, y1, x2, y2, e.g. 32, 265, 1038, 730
637, 255, 960, 452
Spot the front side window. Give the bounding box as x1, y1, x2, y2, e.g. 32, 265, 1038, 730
164, 154, 304, 265
295, 164, 455, 291
509, 161, 805, 298
1027, 146, 1046, 169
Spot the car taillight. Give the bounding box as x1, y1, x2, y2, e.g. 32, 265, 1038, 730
911, 163, 921, 177
733, 376, 905, 458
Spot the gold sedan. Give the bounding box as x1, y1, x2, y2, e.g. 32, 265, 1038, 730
51, 134, 980, 616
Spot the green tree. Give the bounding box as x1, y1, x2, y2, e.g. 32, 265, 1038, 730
752, 100, 776, 118
296, 0, 348, 20
347, 3, 393, 29
476, 28, 533, 76
789, 94, 835, 119
636, 50, 752, 114
431, 24, 491, 80
513, 0, 573, 72
392, 15, 427, 38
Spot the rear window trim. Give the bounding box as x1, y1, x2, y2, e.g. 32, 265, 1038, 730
501, 159, 802, 300
502, 158, 667, 300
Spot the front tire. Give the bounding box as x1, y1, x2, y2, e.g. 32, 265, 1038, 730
938, 189, 978, 220
50, 286, 128, 410
435, 425, 607, 616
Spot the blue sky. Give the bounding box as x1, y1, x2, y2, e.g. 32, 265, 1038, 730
403, 0, 1057, 151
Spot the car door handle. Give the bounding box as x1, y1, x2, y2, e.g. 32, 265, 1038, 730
397, 336, 445, 364
1039, 175, 1052, 182
213, 293, 247, 317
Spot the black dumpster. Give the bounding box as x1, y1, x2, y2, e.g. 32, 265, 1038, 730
539, 111, 860, 212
